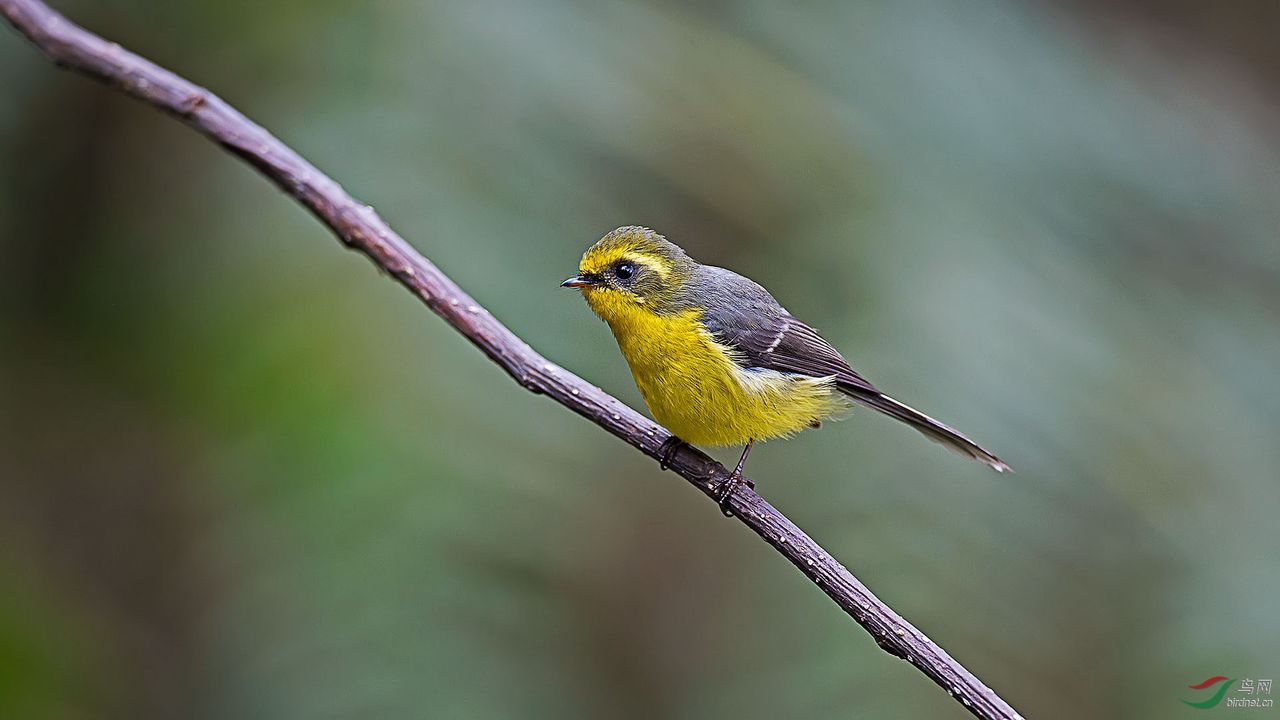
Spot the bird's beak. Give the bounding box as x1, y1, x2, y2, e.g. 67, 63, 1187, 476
560, 273, 599, 288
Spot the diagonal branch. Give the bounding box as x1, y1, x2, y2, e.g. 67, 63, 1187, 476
0, 2, 1022, 718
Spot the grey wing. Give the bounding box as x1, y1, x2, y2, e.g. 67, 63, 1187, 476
693, 266, 880, 395
695, 265, 1010, 472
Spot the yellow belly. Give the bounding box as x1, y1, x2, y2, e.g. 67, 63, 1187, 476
600, 304, 847, 446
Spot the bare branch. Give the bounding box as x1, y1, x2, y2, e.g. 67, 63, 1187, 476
1, 2, 1022, 717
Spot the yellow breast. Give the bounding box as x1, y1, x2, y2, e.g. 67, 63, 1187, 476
585, 291, 846, 446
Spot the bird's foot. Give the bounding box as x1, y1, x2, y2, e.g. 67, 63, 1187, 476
712, 471, 750, 517
657, 436, 687, 471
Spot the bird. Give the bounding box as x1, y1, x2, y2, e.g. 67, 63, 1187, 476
562, 226, 1009, 514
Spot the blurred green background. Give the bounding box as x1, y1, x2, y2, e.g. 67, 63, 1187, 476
3, 1, 1279, 718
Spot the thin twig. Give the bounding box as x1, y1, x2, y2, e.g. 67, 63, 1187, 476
0, 2, 1022, 717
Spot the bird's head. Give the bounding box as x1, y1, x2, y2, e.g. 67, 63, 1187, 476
562, 226, 697, 320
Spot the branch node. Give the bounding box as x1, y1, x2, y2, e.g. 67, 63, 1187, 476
179, 91, 206, 115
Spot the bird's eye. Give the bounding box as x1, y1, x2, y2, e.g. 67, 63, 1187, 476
614, 262, 635, 280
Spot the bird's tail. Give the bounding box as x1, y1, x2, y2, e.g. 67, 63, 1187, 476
842, 389, 1011, 472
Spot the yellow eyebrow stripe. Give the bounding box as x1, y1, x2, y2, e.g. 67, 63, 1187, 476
624, 253, 671, 282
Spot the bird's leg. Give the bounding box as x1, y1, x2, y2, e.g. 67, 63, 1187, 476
713, 440, 754, 516
658, 436, 688, 471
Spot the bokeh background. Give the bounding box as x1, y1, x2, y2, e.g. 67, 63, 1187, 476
3, 1, 1279, 718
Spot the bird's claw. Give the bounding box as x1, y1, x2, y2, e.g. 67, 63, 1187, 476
658, 436, 687, 471
712, 471, 748, 517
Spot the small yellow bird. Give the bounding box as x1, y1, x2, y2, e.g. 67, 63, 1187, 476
563, 226, 1009, 512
